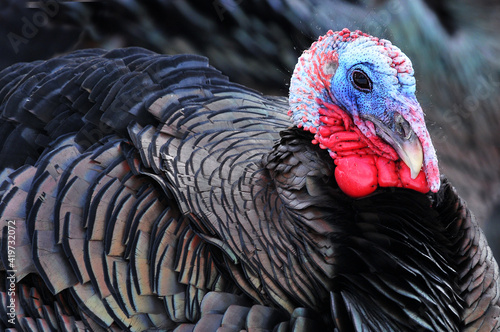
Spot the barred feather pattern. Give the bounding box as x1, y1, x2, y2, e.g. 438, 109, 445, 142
0, 48, 293, 331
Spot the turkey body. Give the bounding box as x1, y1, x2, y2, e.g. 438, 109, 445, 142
0, 47, 499, 331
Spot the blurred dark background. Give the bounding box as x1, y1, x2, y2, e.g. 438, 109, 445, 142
1, 0, 500, 255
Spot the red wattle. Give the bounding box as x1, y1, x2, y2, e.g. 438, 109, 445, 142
334, 155, 429, 197
398, 162, 429, 193
310, 104, 432, 198
335, 155, 378, 198
376, 157, 399, 187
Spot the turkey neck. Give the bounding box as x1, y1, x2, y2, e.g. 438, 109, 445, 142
263, 127, 463, 330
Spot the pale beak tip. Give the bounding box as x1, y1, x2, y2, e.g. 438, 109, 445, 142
409, 164, 421, 180
399, 135, 424, 180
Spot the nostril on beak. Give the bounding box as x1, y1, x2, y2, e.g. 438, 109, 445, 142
395, 114, 412, 140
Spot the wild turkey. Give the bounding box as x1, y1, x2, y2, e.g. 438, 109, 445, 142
0, 29, 499, 331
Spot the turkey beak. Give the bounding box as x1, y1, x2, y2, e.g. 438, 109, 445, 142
367, 113, 424, 179
395, 128, 423, 179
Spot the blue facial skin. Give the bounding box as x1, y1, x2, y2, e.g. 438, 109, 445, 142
329, 38, 417, 136
333, 63, 391, 127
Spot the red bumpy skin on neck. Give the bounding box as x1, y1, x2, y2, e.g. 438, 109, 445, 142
313, 102, 429, 198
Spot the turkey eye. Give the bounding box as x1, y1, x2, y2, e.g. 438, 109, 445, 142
352, 70, 372, 92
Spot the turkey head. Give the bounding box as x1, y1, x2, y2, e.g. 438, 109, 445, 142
289, 28, 440, 197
